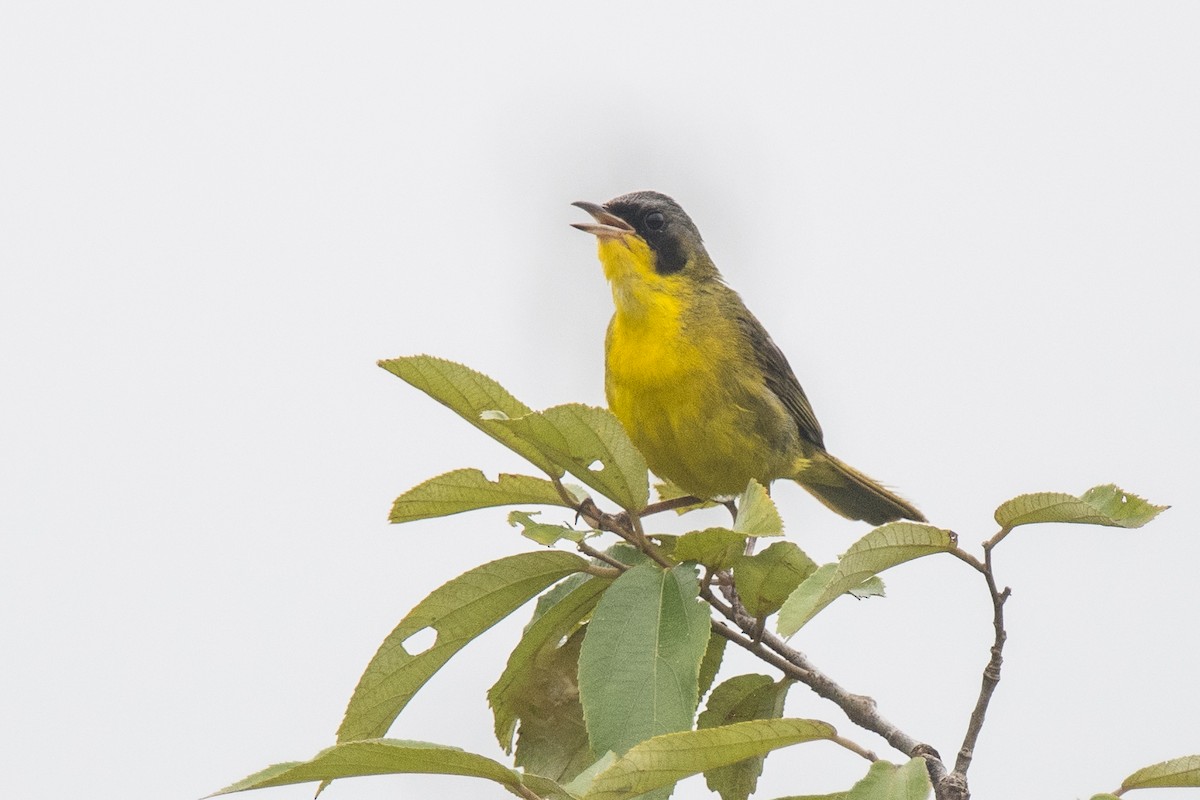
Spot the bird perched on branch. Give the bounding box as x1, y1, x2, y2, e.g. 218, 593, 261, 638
572, 190, 924, 525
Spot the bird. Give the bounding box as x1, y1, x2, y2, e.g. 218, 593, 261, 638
571, 190, 924, 525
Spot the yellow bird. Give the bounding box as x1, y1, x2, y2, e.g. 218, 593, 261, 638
572, 191, 924, 525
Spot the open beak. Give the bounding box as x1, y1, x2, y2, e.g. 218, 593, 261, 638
571, 201, 635, 239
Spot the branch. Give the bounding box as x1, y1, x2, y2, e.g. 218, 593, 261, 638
701, 586, 949, 778
565, 484, 969, 798
572, 496, 675, 569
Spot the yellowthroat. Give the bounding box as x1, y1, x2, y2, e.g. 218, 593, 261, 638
572, 191, 924, 525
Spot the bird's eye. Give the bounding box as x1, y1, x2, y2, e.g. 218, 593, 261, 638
644, 211, 665, 231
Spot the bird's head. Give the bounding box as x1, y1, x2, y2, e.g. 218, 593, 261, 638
572, 191, 718, 294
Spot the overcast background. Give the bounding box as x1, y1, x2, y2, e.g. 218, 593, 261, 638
3, 3, 1198, 799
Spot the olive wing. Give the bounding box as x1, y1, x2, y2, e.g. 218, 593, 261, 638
737, 312, 826, 450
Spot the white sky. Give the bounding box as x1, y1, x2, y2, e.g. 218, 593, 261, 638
3, 3, 1198, 799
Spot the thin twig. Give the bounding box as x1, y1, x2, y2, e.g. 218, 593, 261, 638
953, 531, 1012, 778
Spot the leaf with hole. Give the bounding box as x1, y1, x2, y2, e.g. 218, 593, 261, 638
379, 355, 561, 476
336, 550, 587, 743
509, 510, 586, 545
490, 404, 649, 511
994, 483, 1168, 530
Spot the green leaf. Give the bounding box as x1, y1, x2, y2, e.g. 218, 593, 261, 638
489, 404, 650, 511
1120, 754, 1200, 791
389, 468, 569, 523
337, 551, 587, 743
567, 752, 619, 797
511, 628, 594, 783
698, 675, 793, 800
697, 631, 728, 702
675, 527, 748, 571
379, 355, 561, 476
777, 523, 955, 636
734, 541, 819, 619
734, 480, 785, 536
846, 758, 931, 799
210, 739, 564, 797
578, 563, 712, 758
490, 574, 611, 756
994, 484, 1168, 530
847, 576, 886, 600
509, 510, 586, 545
1088, 795, 1120, 800
772, 758, 931, 800
583, 718, 836, 800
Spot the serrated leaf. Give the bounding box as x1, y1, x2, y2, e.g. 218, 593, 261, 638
777, 523, 955, 636
1120, 754, 1200, 791
578, 563, 712, 759
734, 541, 819, 619
675, 527, 748, 571
379, 355, 561, 476
697, 631, 728, 702
734, 480, 784, 536
337, 551, 587, 743
389, 469, 568, 523
583, 718, 836, 800
509, 510, 586, 545
650, 533, 679, 558
493, 404, 649, 511
994, 484, 1167, 530
210, 739, 543, 796
490, 575, 611, 753
698, 675, 793, 800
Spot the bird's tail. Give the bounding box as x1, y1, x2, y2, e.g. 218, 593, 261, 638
794, 451, 925, 525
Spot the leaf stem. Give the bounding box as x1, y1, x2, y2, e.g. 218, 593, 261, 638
638, 495, 705, 516
512, 782, 545, 800
830, 733, 878, 762
577, 541, 628, 573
